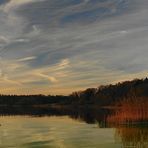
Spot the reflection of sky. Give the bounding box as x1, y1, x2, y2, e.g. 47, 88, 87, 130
0, 0, 148, 94
0, 116, 117, 148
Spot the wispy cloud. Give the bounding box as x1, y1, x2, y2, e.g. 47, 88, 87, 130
1, 0, 45, 12
35, 73, 58, 83
0, 0, 148, 94
17, 56, 36, 62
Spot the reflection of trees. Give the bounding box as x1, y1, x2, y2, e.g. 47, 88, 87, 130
0, 106, 111, 127
67, 107, 110, 126
115, 127, 148, 148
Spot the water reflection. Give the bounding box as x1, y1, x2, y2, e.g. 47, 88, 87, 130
115, 127, 148, 148
0, 106, 147, 147
0, 106, 111, 126
0, 106, 147, 126
0, 116, 117, 148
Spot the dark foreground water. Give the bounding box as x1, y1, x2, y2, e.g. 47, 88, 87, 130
0, 107, 147, 148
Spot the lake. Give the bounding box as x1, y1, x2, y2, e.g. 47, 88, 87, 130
0, 116, 148, 148
0, 107, 147, 148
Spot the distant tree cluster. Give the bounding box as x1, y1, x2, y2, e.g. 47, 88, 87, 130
70, 78, 148, 106
0, 95, 69, 106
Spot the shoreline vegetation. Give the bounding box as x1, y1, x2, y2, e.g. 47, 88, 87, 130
0, 78, 148, 125
107, 97, 148, 125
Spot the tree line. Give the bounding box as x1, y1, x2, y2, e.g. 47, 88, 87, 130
0, 78, 148, 106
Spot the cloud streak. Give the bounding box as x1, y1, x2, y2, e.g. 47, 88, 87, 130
0, 0, 148, 95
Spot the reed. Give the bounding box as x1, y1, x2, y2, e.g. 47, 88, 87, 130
107, 97, 148, 125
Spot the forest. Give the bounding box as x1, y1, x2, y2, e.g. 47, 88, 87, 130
0, 77, 148, 107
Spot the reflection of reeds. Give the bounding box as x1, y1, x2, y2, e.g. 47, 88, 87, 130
115, 127, 148, 148
107, 97, 148, 125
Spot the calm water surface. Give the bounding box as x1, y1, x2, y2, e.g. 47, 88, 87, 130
0, 116, 147, 148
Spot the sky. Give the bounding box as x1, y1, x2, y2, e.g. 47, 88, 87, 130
0, 0, 148, 95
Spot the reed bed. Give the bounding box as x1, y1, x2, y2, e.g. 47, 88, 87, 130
107, 97, 148, 125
